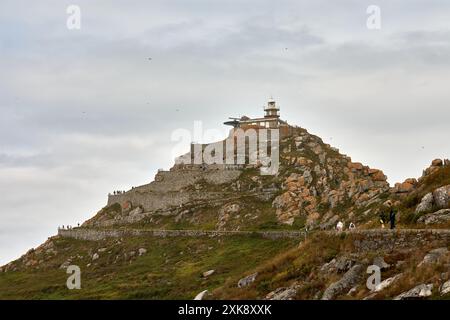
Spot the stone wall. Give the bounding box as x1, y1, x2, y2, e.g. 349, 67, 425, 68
347, 229, 450, 252
59, 228, 450, 251
58, 228, 306, 241
107, 169, 241, 212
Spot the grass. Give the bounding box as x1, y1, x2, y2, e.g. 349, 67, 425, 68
0, 235, 297, 299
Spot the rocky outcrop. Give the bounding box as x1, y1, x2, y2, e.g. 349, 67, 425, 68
392, 178, 418, 194
238, 272, 258, 288
394, 284, 433, 300
416, 193, 434, 213
418, 247, 448, 267
441, 280, 450, 295
320, 256, 356, 274
420, 159, 448, 181
273, 131, 389, 226
202, 270, 215, 278
321, 264, 364, 300
217, 203, 241, 230
433, 185, 450, 209
417, 209, 450, 225
194, 290, 209, 300
265, 284, 299, 300
374, 273, 403, 292
416, 185, 450, 214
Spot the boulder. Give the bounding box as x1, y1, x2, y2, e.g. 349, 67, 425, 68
433, 185, 450, 209
138, 248, 147, 256
322, 265, 364, 300
394, 182, 415, 193
348, 162, 363, 171
335, 256, 356, 273
375, 273, 403, 292
418, 248, 448, 267
432, 159, 443, 167
237, 272, 258, 288
416, 193, 434, 213
417, 209, 450, 225
92, 253, 99, 261
202, 270, 215, 278
404, 178, 418, 185
371, 171, 387, 182
440, 280, 450, 295
394, 284, 433, 300
217, 203, 241, 230
320, 258, 337, 273
347, 287, 358, 296
265, 286, 298, 300
194, 290, 208, 300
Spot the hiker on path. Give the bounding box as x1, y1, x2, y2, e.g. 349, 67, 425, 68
389, 206, 397, 230
336, 221, 344, 232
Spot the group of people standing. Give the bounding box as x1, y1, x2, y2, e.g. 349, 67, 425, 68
336, 221, 356, 232
335, 201, 397, 232
59, 223, 80, 230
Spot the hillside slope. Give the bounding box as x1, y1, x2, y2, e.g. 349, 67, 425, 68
1, 125, 449, 300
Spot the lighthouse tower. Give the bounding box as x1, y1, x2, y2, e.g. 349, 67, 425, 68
264, 98, 280, 127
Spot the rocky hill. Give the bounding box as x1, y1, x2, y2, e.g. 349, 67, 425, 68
0, 125, 449, 300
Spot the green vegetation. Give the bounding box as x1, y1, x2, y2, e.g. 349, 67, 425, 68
0, 235, 297, 299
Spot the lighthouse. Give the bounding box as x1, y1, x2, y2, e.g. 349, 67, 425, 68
264, 98, 280, 119
223, 97, 292, 138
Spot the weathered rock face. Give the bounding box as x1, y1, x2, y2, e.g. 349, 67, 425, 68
441, 280, 450, 295
321, 264, 364, 300
194, 290, 209, 300
416, 193, 434, 213
420, 159, 449, 181
375, 273, 403, 292
393, 181, 415, 194
217, 203, 241, 230
416, 185, 450, 214
272, 130, 389, 226
433, 185, 450, 209
394, 284, 433, 300
238, 272, 258, 288
417, 209, 450, 225
418, 247, 448, 267
265, 284, 299, 300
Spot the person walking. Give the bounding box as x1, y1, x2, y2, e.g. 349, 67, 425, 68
389, 206, 397, 230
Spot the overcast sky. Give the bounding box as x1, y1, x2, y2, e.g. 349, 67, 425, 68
1, 0, 450, 265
